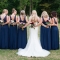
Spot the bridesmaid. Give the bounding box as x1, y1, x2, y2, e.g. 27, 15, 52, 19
40, 11, 52, 50
17, 10, 28, 49
51, 11, 59, 50
1, 9, 9, 49
9, 8, 18, 49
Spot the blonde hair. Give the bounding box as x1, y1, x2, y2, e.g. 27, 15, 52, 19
20, 10, 25, 15
29, 10, 38, 22
12, 8, 17, 13
31, 15, 35, 20
2, 9, 8, 13
41, 11, 49, 18
32, 10, 37, 16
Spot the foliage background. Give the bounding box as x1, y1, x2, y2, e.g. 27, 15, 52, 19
0, 0, 60, 20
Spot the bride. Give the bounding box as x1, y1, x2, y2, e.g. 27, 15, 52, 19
17, 10, 50, 57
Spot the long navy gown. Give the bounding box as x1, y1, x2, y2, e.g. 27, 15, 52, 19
51, 19, 59, 50
0, 17, 2, 49
40, 17, 51, 50
1, 16, 9, 49
9, 16, 17, 49
17, 17, 27, 49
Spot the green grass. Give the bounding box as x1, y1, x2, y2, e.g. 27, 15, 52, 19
0, 24, 60, 60
0, 49, 60, 60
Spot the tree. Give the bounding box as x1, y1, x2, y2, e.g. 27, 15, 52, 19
55, 0, 60, 22
8, 0, 18, 14
17, 0, 28, 11
55, 0, 60, 4
0, 0, 8, 13
29, 0, 41, 15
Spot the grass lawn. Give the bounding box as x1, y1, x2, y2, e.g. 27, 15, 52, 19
0, 24, 60, 60
0, 49, 60, 60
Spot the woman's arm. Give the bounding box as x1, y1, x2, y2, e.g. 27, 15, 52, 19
14, 15, 19, 25
49, 18, 52, 24
3, 15, 10, 25
40, 17, 49, 28
35, 17, 42, 27
47, 18, 53, 26
42, 23, 49, 28
22, 16, 31, 28
26, 16, 29, 23
17, 16, 21, 24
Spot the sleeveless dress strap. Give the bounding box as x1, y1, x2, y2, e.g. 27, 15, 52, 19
54, 18, 57, 24
14, 15, 16, 20
42, 16, 44, 22
10, 15, 12, 20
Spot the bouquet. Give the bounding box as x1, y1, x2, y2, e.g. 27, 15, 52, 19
30, 19, 35, 29
10, 20, 15, 25
18, 23, 25, 30
46, 20, 50, 25
30, 22, 35, 29
0, 20, 4, 25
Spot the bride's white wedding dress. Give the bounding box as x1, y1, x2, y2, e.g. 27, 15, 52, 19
17, 23, 50, 57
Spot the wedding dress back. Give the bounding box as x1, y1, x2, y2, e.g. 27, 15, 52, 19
17, 21, 50, 57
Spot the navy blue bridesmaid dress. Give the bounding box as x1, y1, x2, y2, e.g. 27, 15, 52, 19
51, 19, 59, 50
9, 16, 17, 49
1, 16, 9, 49
17, 17, 27, 49
40, 17, 51, 50
0, 17, 2, 48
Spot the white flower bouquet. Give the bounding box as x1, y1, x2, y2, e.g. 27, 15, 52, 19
0, 20, 4, 25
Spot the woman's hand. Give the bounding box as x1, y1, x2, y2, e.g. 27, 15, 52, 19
48, 24, 51, 26
45, 25, 49, 28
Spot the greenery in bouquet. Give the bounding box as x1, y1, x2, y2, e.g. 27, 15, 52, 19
46, 20, 50, 25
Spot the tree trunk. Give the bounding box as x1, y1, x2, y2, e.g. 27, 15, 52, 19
24, 6, 26, 11
29, 0, 32, 15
